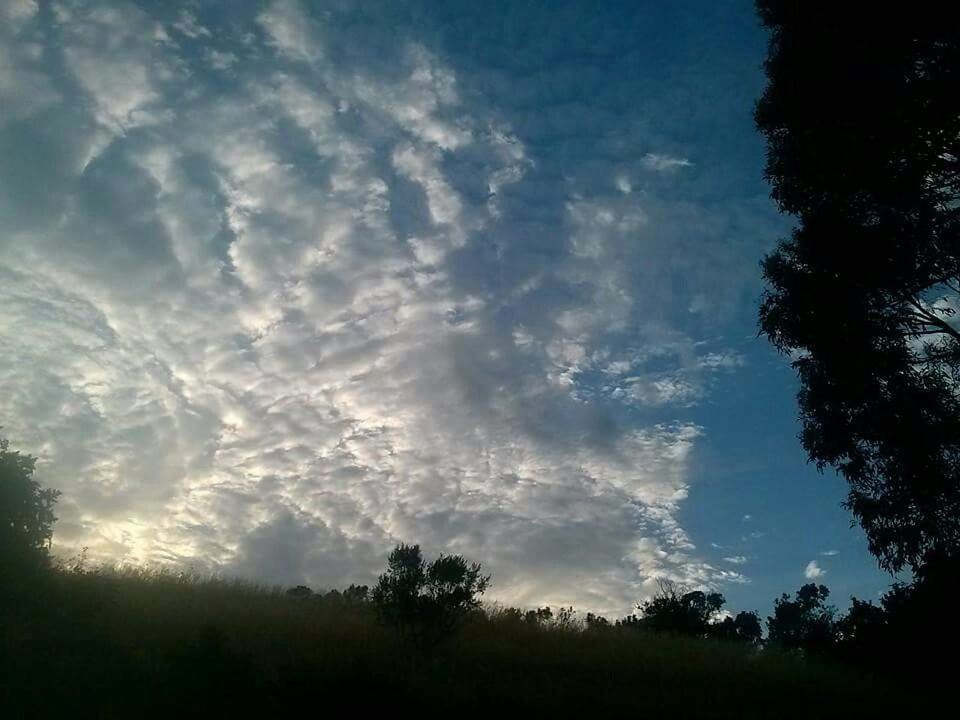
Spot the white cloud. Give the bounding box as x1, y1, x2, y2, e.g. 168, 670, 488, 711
723, 555, 748, 565
805, 560, 826, 580
171, 10, 210, 40
0, 0, 774, 615
258, 0, 322, 63
642, 153, 692, 172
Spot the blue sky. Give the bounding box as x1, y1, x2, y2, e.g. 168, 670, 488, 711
0, 0, 892, 616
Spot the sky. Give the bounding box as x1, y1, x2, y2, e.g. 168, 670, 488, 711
0, 0, 893, 617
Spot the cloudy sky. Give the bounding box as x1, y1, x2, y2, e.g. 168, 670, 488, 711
0, 0, 892, 616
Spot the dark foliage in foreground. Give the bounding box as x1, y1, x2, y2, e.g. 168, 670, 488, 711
827, 552, 960, 679
1, 567, 906, 719
623, 580, 761, 645
372, 543, 490, 650
0, 436, 60, 582
0, 440, 953, 715
755, 1, 960, 573
767, 584, 836, 655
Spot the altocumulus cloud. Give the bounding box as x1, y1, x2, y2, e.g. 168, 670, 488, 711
0, 0, 768, 615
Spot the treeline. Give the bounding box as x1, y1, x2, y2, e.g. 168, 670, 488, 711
284, 543, 960, 682
3, 433, 957, 688
615, 562, 960, 679
257, 535, 956, 693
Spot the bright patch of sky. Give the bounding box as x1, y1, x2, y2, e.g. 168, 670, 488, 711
0, 0, 891, 616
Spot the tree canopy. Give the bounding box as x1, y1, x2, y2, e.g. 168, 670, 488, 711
1, 436, 60, 579
371, 543, 490, 649
632, 580, 761, 644
756, 1, 960, 572
767, 583, 836, 655
637, 581, 726, 637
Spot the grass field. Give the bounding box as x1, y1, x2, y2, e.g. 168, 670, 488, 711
1, 566, 912, 718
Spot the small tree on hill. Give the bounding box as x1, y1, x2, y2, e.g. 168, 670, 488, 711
372, 543, 490, 649
630, 580, 761, 644
712, 611, 763, 645
767, 583, 836, 655
637, 580, 726, 638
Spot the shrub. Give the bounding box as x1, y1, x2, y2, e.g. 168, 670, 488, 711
372, 543, 490, 649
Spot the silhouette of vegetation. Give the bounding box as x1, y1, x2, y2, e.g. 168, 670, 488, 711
584, 611, 611, 630
712, 610, 764, 645
492, 604, 582, 630
524, 605, 556, 626
286, 584, 314, 599
372, 543, 490, 650
625, 580, 761, 644
635, 581, 726, 637
3, 564, 907, 718
756, 2, 960, 573
833, 596, 888, 666
767, 584, 836, 656
0, 468, 932, 716
831, 550, 960, 680
0, 435, 60, 581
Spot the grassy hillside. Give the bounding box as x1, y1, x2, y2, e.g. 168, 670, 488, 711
2, 567, 907, 718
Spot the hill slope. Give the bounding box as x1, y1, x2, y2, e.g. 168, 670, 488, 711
2, 567, 905, 718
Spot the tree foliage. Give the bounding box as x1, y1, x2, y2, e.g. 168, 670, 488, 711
767, 583, 836, 655
834, 550, 960, 675
755, 2, 960, 572
1, 436, 60, 579
712, 611, 763, 645
372, 543, 490, 649
637, 581, 726, 637
633, 580, 761, 644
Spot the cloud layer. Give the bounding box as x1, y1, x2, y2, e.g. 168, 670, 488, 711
0, 0, 770, 614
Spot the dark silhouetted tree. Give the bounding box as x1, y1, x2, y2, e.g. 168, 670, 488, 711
372, 543, 490, 649
286, 585, 313, 599
767, 584, 836, 655
312, 584, 370, 605
524, 606, 554, 626
628, 581, 761, 643
833, 597, 888, 666
756, 2, 960, 573
842, 550, 959, 678
1, 436, 60, 580
584, 612, 610, 630
339, 583, 370, 604
712, 611, 763, 645
614, 613, 642, 630
636, 580, 727, 638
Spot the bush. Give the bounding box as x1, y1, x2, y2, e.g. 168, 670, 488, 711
372, 543, 490, 649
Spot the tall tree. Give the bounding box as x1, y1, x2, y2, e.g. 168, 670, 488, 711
755, 2, 960, 573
